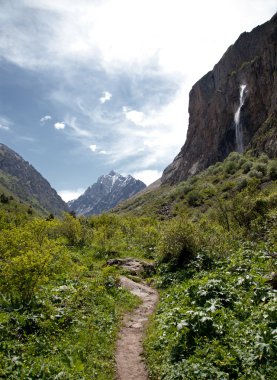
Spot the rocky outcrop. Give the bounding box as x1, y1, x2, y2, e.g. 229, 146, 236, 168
68, 171, 146, 215
107, 258, 155, 276
0, 143, 68, 215
162, 13, 277, 184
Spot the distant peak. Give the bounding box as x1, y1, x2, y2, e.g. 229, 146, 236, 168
68, 170, 146, 215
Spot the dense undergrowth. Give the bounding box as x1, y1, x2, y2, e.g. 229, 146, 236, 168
142, 153, 277, 379
0, 214, 151, 379
0, 151, 276, 379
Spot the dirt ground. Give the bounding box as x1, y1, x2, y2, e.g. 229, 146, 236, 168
116, 276, 158, 380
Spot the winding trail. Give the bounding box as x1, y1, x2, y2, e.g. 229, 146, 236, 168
116, 276, 158, 380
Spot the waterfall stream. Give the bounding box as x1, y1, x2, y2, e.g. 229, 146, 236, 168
234, 84, 247, 153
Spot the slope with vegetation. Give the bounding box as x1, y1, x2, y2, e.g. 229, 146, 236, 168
0, 206, 158, 379
0, 150, 276, 379
116, 151, 277, 379
0, 143, 68, 216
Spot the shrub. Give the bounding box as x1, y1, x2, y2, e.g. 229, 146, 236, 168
258, 153, 269, 163
224, 161, 238, 175
157, 218, 197, 268
0, 220, 68, 306
249, 169, 263, 179
0, 193, 9, 204
187, 190, 202, 207
228, 152, 241, 162
60, 213, 82, 246
242, 161, 253, 174
253, 162, 267, 176
235, 177, 248, 191
267, 160, 277, 180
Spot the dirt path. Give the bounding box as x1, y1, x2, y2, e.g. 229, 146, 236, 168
116, 276, 158, 380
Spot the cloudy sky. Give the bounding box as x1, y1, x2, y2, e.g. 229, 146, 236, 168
0, 0, 275, 201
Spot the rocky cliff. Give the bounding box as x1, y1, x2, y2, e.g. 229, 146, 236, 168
0, 143, 68, 215
162, 13, 277, 184
68, 171, 146, 216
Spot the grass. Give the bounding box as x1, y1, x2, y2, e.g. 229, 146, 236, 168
0, 150, 276, 379
0, 252, 140, 379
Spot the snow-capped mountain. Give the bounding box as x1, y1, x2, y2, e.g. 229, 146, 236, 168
68, 170, 146, 215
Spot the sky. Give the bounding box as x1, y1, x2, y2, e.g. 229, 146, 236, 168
0, 0, 276, 201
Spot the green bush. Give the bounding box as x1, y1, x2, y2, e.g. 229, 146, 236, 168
242, 161, 253, 173
187, 190, 202, 207
268, 160, 277, 180
224, 161, 238, 175
258, 153, 269, 163
249, 169, 263, 179
253, 162, 267, 176
0, 220, 69, 306
157, 218, 197, 267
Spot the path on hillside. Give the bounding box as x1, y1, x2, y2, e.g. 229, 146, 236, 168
116, 276, 158, 380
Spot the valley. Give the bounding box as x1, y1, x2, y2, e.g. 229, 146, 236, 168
0, 11, 276, 380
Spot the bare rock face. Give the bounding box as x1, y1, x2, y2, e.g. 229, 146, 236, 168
162, 13, 277, 184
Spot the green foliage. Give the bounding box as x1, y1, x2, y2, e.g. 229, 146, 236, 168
157, 218, 197, 268
268, 160, 277, 180
59, 212, 83, 246
0, 218, 139, 379
87, 214, 159, 259
0, 219, 68, 306
145, 247, 277, 379
0, 151, 276, 379
241, 160, 253, 173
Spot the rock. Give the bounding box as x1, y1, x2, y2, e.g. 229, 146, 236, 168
162, 13, 277, 185
107, 258, 155, 276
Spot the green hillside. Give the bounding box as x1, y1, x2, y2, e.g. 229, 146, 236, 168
0, 151, 276, 379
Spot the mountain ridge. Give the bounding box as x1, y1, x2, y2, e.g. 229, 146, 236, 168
68, 171, 146, 215
0, 143, 68, 215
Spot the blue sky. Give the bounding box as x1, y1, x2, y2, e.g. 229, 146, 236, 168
0, 0, 276, 201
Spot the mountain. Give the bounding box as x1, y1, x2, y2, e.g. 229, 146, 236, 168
68, 171, 146, 216
162, 13, 277, 184
0, 143, 68, 215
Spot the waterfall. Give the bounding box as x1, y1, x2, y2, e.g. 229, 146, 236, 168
234, 84, 247, 153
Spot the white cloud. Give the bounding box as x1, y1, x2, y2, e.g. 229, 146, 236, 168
123, 107, 146, 126
132, 169, 162, 186
40, 115, 52, 123
89, 144, 97, 152
0, 116, 12, 131
54, 122, 66, 130
1, 1, 275, 77
58, 188, 85, 202
0, 0, 276, 190
0, 124, 10, 131
105, 85, 188, 172
65, 117, 92, 137
100, 91, 112, 104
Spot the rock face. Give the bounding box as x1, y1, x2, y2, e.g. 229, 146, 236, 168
0, 143, 68, 215
68, 171, 146, 216
162, 13, 277, 184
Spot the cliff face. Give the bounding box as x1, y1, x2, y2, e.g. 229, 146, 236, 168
68, 171, 146, 216
162, 13, 277, 184
0, 143, 68, 215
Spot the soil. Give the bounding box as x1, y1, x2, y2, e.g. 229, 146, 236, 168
116, 276, 158, 380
